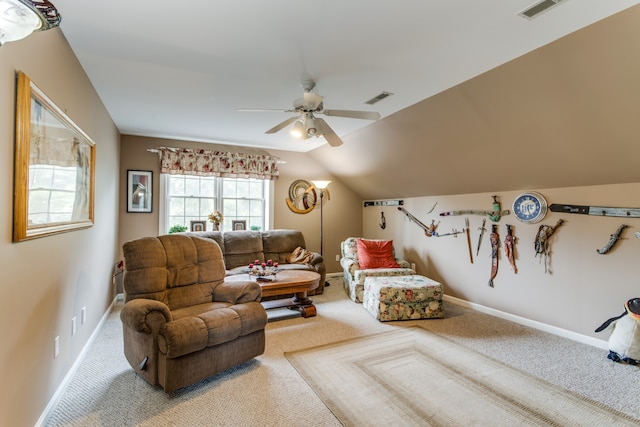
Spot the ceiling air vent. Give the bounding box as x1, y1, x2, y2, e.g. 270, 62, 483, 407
365, 91, 393, 105
519, 0, 567, 20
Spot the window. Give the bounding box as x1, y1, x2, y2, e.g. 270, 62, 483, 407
161, 174, 272, 233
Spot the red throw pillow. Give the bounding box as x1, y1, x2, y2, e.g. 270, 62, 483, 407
356, 238, 401, 269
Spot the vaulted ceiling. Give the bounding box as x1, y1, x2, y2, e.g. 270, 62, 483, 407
58, 0, 640, 199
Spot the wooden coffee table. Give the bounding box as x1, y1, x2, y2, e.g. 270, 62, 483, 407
227, 270, 320, 318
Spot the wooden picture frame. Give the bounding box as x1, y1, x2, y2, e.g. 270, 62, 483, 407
232, 220, 246, 231
190, 220, 206, 232
127, 170, 152, 213
13, 71, 96, 242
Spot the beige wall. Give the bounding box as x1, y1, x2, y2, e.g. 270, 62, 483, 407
0, 30, 120, 426
119, 137, 363, 273
363, 184, 640, 340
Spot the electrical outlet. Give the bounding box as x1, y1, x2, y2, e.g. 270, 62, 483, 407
81, 307, 86, 325
335, 254, 339, 261
71, 317, 77, 336
54, 336, 59, 358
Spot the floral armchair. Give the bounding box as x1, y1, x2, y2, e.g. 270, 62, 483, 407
340, 237, 415, 303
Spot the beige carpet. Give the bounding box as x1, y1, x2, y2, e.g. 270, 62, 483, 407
44, 276, 640, 426
286, 327, 640, 427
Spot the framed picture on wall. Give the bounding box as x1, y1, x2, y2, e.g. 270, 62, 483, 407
232, 220, 246, 231
13, 71, 96, 242
127, 170, 153, 213
190, 220, 206, 232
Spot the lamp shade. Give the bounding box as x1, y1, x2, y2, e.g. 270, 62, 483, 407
311, 180, 331, 190
0, 0, 60, 46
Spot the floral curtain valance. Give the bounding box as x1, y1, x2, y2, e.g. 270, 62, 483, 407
157, 147, 279, 180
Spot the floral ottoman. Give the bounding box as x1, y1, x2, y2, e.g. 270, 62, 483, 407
363, 275, 444, 321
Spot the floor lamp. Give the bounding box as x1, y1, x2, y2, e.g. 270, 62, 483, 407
311, 181, 331, 280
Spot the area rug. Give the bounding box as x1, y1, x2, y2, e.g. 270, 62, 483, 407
285, 327, 640, 426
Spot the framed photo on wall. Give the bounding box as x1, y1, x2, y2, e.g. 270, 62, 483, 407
13, 71, 96, 242
190, 220, 206, 232
232, 220, 246, 231
127, 170, 152, 213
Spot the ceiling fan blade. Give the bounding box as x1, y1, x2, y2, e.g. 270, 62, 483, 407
321, 109, 380, 120
236, 108, 294, 112
316, 119, 343, 147
265, 116, 298, 134
303, 92, 324, 110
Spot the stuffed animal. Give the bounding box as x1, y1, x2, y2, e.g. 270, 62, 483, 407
595, 298, 640, 365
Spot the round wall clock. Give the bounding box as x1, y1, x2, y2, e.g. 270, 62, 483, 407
512, 192, 548, 224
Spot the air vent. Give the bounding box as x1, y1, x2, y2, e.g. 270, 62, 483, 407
365, 91, 393, 105
519, 0, 567, 20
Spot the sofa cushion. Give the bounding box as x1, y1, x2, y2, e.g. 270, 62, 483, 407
262, 229, 307, 263
223, 230, 264, 269
158, 301, 266, 358
356, 239, 401, 269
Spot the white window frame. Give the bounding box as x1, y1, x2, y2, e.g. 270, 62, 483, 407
159, 174, 274, 234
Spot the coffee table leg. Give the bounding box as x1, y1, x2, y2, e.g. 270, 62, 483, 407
292, 291, 312, 306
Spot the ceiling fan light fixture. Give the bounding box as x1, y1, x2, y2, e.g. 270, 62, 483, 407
0, 0, 61, 46
305, 117, 319, 137
290, 118, 306, 139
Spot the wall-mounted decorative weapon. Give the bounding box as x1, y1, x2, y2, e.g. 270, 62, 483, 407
439, 195, 510, 222
476, 218, 487, 256
597, 224, 628, 254
488, 225, 500, 287
534, 219, 564, 274
379, 212, 386, 229
550, 203, 640, 218
397, 207, 438, 237
435, 228, 464, 237
504, 224, 517, 273
465, 218, 473, 264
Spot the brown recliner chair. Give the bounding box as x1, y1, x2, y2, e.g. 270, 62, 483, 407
120, 234, 267, 392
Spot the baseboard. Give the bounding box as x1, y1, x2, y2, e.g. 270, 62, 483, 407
35, 295, 121, 427
443, 295, 608, 350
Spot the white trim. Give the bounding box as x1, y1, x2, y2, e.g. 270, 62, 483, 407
35, 296, 120, 427
443, 294, 608, 350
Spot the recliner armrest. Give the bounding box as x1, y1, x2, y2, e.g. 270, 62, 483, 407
213, 280, 262, 304
120, 299, 172, 334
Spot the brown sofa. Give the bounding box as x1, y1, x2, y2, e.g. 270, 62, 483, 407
121, 234, 267, 392
186, 229, 326, 295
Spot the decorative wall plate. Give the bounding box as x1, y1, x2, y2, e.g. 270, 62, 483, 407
512, 192, 548, 224
286, 179, 316, 214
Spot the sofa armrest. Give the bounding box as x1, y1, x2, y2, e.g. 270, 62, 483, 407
214, 280, 262, 304
308, 252, 324, 267
340, 258, 359, 279
397, 259, 411, 269
120, 299, 172, 334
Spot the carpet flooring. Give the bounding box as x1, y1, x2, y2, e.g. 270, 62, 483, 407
286, 327, 640, 426
45, 276, 640, 426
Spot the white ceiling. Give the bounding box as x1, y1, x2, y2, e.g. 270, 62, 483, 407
56, 0, 640, 153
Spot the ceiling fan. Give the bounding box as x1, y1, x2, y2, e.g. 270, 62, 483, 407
238, 79, 380, 147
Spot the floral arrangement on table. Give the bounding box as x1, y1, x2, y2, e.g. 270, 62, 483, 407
208, 210, 224, 230
247, 259, 280, 281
